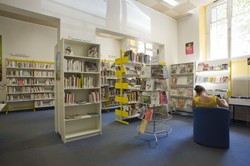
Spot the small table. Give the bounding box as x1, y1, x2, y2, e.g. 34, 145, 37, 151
229, 98, 250, 126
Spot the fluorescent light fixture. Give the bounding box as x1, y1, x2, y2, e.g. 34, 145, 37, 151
163, 0, 179, 6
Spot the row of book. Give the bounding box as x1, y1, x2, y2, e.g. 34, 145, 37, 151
6, 61, 54, 69
170, 87, 193, 97
64, 76, 96, 89
138, 105, 168, 121
34, 93, 54, 100
122, 104, 138, 117
7, 78, 54, 86
101, 70, 115, 77
140, 91, 168, 105
171, 63, 194, 74
171, 98, 192, 108
101, 61, 116, 70
34, 100, 54, 107
141, 79, 168, 91
34, 79, 54, 85
197, 63, 228, 72
7, 94, 32, 101
101, 77, 116, 86
123, 91, 140, 103
64, 59, 98, 72
64, 59, 85, 72
123, 50, 151, 64
34, 71, 54, 77
89, 91, 100, 103
7, 70, 33, 77
8, 78, 33, 86
196, 76, 229, 83
170, 76, 193, 85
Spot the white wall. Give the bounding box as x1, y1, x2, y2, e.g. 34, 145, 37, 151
95, 36, 121, 60
177, 8, 200, 64
0, 0, 178, 64
0, 16, 57, 101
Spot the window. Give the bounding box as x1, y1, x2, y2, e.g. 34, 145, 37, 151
208, 0, 250, 60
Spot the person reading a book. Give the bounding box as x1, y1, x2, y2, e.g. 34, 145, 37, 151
192, 85, 229, 108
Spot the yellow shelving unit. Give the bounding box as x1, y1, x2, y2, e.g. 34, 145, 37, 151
114, 51, 144, 124
115, 55, 130, 124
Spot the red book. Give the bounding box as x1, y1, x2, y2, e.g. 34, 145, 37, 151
144, 109, 153, 121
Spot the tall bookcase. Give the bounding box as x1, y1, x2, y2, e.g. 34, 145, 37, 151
55, 38, 101, 143
5, 58, 55, 113
101, 59, 119, 111
170, 62, 195, 114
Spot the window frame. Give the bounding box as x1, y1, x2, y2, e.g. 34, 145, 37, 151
206, 0, 250, 60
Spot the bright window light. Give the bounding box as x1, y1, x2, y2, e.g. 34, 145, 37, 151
163, 0, 179, 6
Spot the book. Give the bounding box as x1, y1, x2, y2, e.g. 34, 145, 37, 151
197, 63, 204, 71
179, 64, 186, 74
177, 88, 186, 96
155, 79, 168, 91
145, 79, 154, 91
185, 99, 193, 108
145, 108, 153, 121
151, 65, 163, 78
178, 99, 185, 108
177, 76, 187, 85
160, 91, 168, 104
171, 98, 178, 108
170, 76, 177, 85
151, 92, 160, 105
203, 63, 209, 71
187, 76, 193, 85
85, 61, 98, 72
141, 66, 151, 78
171, 65, 178, 74
221, 64, 228, 70
123, 64, 137, 75
170, 87, 178, 95
185, 63, 193, 73
151, 55, 159, 65
187, 88, 193, 97
139, 119, 148, 133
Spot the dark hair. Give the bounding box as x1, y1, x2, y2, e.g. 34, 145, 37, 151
194, 85, 206, 95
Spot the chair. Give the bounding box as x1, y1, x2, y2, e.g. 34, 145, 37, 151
193, 107, 230, 148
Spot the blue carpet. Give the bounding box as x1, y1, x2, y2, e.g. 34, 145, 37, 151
0, 109, 249, 166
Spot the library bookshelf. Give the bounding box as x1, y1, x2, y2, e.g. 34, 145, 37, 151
5, 58, 55, 113
55, 38, 101, 143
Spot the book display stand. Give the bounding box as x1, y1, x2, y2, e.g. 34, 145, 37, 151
138, 62, 172, 147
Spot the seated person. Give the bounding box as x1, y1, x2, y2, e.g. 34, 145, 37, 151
192, 85, 229, 108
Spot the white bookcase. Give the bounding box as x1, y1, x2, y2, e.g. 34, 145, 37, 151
170, 62, 195, 113
55, 38, 101, 143
5, 58, 55, 113
195, 59, 230, 99
100, 60, 119, 111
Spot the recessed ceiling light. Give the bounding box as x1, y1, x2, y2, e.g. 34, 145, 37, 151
163, 0, 179, 6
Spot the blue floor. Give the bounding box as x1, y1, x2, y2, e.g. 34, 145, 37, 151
0, 109, 249, 166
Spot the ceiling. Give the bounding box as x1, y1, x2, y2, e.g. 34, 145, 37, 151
135, 0, 213, 20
